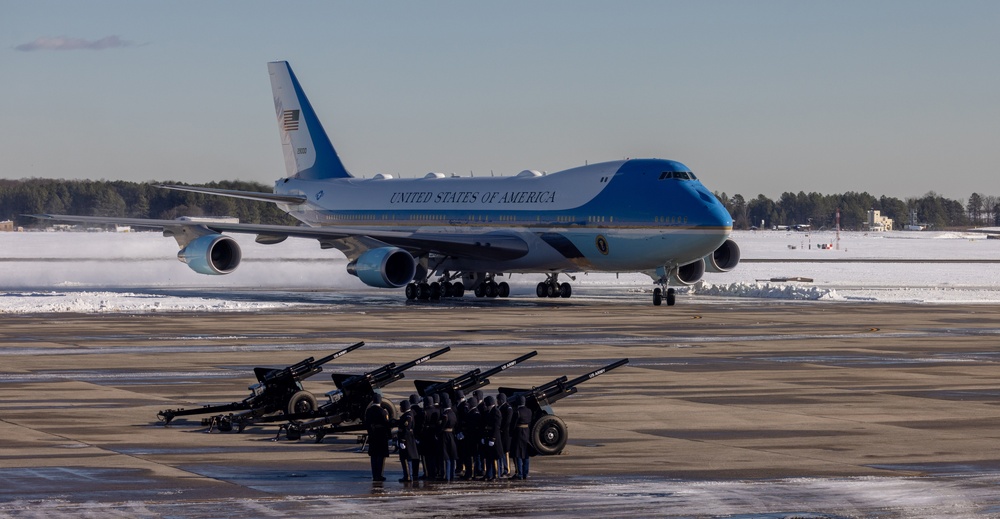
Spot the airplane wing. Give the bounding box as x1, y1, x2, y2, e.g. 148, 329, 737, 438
29, 214, 529, 261
154, 184, 308, 205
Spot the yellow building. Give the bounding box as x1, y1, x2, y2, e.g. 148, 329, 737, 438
867, 210, 893, 231
0, 220, 14, 232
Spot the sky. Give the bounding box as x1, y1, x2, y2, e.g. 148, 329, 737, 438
2, 1, 999, 201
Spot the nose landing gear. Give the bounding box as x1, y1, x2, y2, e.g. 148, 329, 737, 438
652, 287, 676, 306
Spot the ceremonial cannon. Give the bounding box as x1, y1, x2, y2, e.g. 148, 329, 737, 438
156, 341, 364, 430
499, 358, 628, 455
265, 347, 452, 441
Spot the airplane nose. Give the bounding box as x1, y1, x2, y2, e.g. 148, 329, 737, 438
690, 185, 733, 230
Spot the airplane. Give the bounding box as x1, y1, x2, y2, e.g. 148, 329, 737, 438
33, 61, 739, 306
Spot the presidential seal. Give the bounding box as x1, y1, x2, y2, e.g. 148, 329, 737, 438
595, 235, 609, 255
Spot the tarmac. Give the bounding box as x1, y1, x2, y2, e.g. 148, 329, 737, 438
3, 298, 1000, 517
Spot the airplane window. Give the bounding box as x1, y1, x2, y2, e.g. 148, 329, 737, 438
688, 172, 697, 180
674, 172, 690, 180
658, 172, 673, 180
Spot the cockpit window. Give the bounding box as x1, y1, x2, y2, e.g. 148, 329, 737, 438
659, 171, 696, 180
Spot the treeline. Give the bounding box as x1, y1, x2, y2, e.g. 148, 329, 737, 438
717, 191, 1000, 230
0, 179, 296, 227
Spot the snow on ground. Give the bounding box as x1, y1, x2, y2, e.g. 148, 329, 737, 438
1, 229, 999, 313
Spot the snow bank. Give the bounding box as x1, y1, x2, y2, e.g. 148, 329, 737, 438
2, 229, 999, 313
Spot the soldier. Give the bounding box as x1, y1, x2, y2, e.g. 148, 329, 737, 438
482, 395, 504, 481
395, 399, 420, 483
510, 395, 532, 480
455, 397, 472, 479
467, 395, 484, 478
421, 395, 440, 480
497, 392, 513, 477
408, 394, 424, 478
438, 394, 459, 481
364, 393, 390, 482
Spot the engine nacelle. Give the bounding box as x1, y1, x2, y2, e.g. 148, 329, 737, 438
347, 247, 416, 288
705, 239, 741, 273
177, 234, 242, 275
670, 258, 706, 286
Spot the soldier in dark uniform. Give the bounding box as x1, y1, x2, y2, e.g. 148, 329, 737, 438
438, 394, 459, 481
482, 395, 504, 481
510, 395, 533, 480
364, 393, 390, 482
455, 397, 471, 479
497, 392, 513, 477
466, 395, 483, 478
395, 399, 420, 482
408, 394, 424, 479
420, 395, 440, 480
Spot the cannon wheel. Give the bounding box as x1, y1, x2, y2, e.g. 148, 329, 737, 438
379, 399, 398, 421
531, 414, 568, 455
287, 391, 319, 415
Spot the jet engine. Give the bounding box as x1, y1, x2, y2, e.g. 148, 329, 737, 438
177, 234, 242, 275
704, 239, 741, 273
346, 247, 416, 288
670, 258, 706, 286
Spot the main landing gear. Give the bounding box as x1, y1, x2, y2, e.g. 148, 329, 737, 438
404, 278, 466, 301
404, 272, 512, 301
536, 273, 572, 299
473, 275, 510, 299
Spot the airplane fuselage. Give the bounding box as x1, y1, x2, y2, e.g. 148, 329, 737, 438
276, 158, 733, 274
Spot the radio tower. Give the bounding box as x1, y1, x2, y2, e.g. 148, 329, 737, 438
836, 208, 841, 250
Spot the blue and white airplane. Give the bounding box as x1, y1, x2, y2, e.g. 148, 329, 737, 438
35, 61, 739, 306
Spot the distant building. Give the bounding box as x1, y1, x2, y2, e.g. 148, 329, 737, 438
0, 220, 14, 232
867, 210, 893, 232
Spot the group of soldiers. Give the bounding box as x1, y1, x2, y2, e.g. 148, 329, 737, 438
365, 389, 534, 483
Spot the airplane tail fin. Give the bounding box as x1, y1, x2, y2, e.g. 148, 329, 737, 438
268, 61, 352, 180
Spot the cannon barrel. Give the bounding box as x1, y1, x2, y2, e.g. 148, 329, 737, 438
535, 358, 628, 406
415, 350, 537, 397
259, 341, 366, 384
563, 358, 629, 389
333, 346, 451, 391
307, 341, 366, 373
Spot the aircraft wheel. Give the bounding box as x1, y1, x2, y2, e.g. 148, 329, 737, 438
418, 283, 431, 300
442, 281, 453, 297
405, 283, 418, 300
547, 283, 559, 298
429, 282, 441, 300
536, 282, 547, 297
485, 281, 499, 298
287, 390, 319, 415
666, 288, 676, 306
451, 282, 465, 298
474, 284, 486, 298
531, 414, 568, 456
653, 287, 662, 306
498, 281, 510, 298
559, 282, 572, 298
